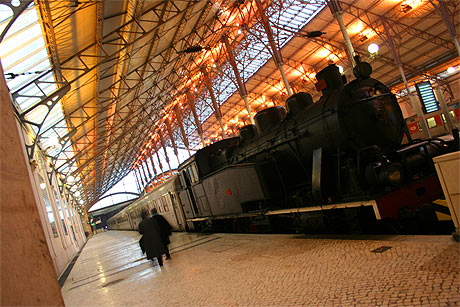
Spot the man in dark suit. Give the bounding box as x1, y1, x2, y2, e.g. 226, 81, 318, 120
151, 208, 172, 259
138, 209, 166, 266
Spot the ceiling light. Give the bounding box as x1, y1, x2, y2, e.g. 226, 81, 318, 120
401, 4, 412, 13
79, 200, 84, 205
304, 31, 325, 38
447, 66, 456, 74
75, 191, 80, 197
40, 183, 47, 190
337, 65, 344, 74
67, 175, 75, 183
368, 43, 379, 54
178, 45, 210, 54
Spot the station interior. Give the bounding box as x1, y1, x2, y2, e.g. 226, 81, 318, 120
0, 0, 459, 305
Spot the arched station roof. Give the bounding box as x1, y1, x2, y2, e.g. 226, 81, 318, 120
0, 0, 458, 209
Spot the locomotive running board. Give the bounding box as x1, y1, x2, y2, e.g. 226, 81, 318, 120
264, 200, 382, 220
187, 212, 265, 222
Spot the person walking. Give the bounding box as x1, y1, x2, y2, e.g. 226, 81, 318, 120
138, 209, 167, 266
151, 208, 172, 259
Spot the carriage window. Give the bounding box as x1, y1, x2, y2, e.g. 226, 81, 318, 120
191, 163, 199, 182
153, 199, 159, 212
187, 164, 199, 184
161, 195, 170, 212
178, 173, 186, 188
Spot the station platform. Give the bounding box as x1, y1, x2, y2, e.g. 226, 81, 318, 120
61, 231, 459, 306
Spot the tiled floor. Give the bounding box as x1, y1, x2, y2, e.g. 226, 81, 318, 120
61, 231, 460, 306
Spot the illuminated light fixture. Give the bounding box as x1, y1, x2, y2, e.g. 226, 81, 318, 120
337, 65, 344, 74
178, 45, 210, 54
79, 200, 84, 205
447, 66, 456, 74
40, 183, 47, 190
304, 31, 325, 38
75, 191, 80, 197
212, 63, 217, 68
401, 3, 412, 13
237, 28, 242, 35
368, 43, 379, 54
67, 175, 75, 183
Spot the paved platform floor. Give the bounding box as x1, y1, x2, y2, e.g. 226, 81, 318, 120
61, 231, 460, 306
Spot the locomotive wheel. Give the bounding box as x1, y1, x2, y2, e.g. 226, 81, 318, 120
453, 231, 460, 243
398, 206, 419, 234
377, 218, 400, 235
416, 203, 440, 234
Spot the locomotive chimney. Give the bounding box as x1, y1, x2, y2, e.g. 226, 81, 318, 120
239, 124, 258, 143
315, 64, 344, 93
254, 106, 287, 134
286, 92, 313, 115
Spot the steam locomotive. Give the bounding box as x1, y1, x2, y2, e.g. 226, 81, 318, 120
109, 59, 457, 235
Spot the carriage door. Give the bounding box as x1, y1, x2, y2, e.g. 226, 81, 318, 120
169, 192, 186, 231
180, 168, 200, 217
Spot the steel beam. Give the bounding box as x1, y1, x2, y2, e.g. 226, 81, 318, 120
254, 0, 292, 96
202, 69, 225, 137
159, 131, 172, 170
174, 104, 191, 156
187, 92, 206, 147
165, 119, 181, 165
381, 17, 431, 138
222, 34, 255, 125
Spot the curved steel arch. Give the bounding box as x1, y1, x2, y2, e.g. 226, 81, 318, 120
0, 0, 34, 43
95, 191, 140, 203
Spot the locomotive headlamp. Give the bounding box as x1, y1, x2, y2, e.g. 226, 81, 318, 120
337, 65, 344, 74
383, 164, 403, 187
387, 168, 401, 186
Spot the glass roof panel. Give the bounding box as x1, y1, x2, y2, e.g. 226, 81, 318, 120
0, 2, 70, 167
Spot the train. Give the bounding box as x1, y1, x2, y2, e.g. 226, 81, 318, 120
108, 58, 458, 235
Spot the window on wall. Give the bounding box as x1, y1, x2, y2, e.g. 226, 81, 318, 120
427, 117, 437, 128
39, 175, 59, 238
70, 225, 77, 243
54, 190, 68, 235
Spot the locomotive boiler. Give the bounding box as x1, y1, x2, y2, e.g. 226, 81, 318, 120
176, 59, 454, 234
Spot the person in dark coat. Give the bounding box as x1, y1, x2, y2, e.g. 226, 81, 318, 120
151, 208, 172, 259
138, 209, 167, 266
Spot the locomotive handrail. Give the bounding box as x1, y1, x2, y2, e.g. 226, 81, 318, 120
342, 93, 395, 106
232, 109, 337, 165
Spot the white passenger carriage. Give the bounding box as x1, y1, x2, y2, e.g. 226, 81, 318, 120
107, 176, 187, 231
